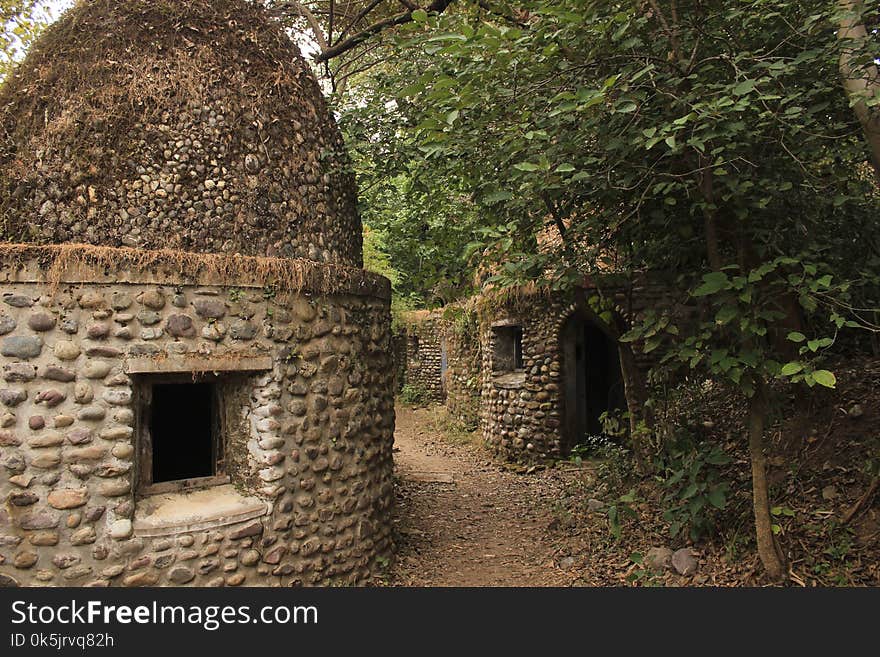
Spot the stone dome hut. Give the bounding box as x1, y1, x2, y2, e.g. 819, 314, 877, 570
0, 0, 394, 587
0, 0, 361, 265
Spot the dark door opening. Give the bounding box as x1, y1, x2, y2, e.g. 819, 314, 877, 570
561, 314, 626, 452
150, 382, 216, 484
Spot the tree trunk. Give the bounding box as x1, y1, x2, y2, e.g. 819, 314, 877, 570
837, 0, 880, 185
617, 340, 653, 473
747, 380, 788, 582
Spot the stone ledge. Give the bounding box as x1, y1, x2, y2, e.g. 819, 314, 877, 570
125, 355, 273, 375
133, 484, 270, 537
493, 371, 526, 389
491, 318, 522, 328
0, 243, 391, 300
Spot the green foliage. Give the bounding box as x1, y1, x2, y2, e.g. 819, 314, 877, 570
345, 0, 880, 392
442, 304, 478, 340
569, 434, 616, 463
398, 383, 431, 406
623, 255, 872, 397
337, 98, 483, 307
656, 435, 732, 541
363, 223, 401, 288
607, 488, 639, 541
0, 1, 57, 81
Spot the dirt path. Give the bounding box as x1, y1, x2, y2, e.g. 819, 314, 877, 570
389, 405, 576, 586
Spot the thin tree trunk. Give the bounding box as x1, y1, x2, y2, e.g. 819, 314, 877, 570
699, 157, 724, 272
747, 379, 788, 582
837, 0, 880, 185
617, 341, 652, 473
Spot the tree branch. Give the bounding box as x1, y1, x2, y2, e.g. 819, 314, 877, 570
315, 0, 456, 63
836, 0, 880, 186
278, 0, 328, 51
336, 0, 386, 42
646, 0, 682, 63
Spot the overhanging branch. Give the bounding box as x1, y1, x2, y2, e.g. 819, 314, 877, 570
315, 0, 455, 63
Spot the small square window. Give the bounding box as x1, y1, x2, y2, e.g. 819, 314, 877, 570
137, 376, 230, 495
492, 325, 523, 372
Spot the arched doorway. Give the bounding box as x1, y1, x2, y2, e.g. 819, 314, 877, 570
561, 313, 626, 453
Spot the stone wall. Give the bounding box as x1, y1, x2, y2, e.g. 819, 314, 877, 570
478, 280, 673, 461
401, 316, 444, 402
0, 247, 394, 587
0, 0, 363, 267
391, 333, 407, 393
395, 308, 481, 427
479, 293, 570, 460
437, 308, 481, 429
394, 279, 669, 461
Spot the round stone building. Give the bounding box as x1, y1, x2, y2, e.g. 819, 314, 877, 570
0, 0, 395, 587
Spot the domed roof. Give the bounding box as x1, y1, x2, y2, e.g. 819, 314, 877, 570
0, 0, 362, 266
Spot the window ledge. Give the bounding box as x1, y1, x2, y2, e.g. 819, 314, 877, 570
125, 354, 272, 375
133, 484, 269, 537
493, 371, 526, 389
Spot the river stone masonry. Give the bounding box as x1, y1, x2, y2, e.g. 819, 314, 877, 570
0, 0, 362, 266
0, 254, 394, 587
396, 308, 481, 428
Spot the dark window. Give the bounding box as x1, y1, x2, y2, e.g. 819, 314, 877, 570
137, 378, 227, 495
493, 325, 524, 372
151, 383, 215, 483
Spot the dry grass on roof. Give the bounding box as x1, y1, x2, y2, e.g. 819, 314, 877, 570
0, 243, 390, 298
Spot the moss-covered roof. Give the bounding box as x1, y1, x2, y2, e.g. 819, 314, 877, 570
0, 0, 363, 266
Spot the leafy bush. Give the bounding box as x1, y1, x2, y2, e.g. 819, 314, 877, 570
398, 383, 430, 406
569, 434, 616, 462
656, 435, 731, 541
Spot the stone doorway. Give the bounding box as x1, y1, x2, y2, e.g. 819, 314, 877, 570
561, 313, 626, 453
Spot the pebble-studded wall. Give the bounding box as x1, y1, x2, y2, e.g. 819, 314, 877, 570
479, 294, 573, 460
396, 307, 482, 427
0, 250, 395, 587
0, 0, 362, 266
398, 282, 666, 461
401, 315, 445, 403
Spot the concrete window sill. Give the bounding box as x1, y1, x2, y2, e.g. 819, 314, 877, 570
493, 371, 526, 389
133, 484, 269, 537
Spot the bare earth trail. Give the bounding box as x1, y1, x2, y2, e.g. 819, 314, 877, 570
389, 405, 576, 587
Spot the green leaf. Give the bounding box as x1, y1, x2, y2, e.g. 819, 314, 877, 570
714, 305, 737, 325
692, 271, 730, 297
732, 79, 757, 96
555, 163, 576, 173
513, 162, 541, 172
786, 332, 806, 343
780, 362, 803, 376
618, 328, 642, 343
707, 488, 726, 509
681, 483, 699, 500
411, 8, 428, 22
482, 190, 513, 204
812, 370, 837, 388
399, 83, 424, 98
